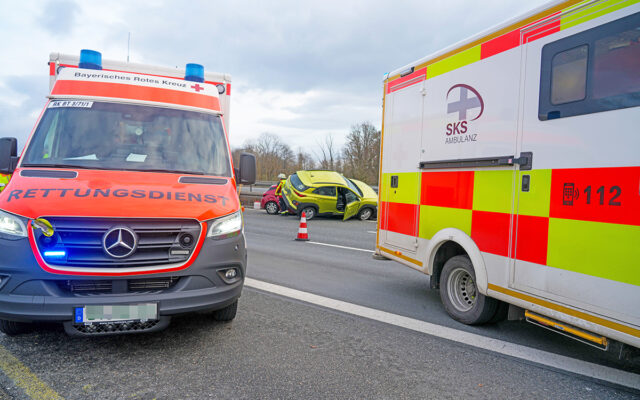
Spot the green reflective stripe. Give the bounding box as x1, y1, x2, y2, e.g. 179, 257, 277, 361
419, 205, 472, 240
382, 172, 420, 205
547, 218, 640, 286
428, 45, 481, 79
517, 170, 551, 217
472, 170, 515, 214
561, 0, 639, 30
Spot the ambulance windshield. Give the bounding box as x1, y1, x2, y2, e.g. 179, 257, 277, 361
22, 101, 231, 177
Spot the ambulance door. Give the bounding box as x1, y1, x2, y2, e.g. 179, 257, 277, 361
380, 78, 424, 252
419, 42, 521, 276
512, 8, 640, 327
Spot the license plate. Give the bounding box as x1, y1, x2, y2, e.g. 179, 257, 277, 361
74, 304, 158, 324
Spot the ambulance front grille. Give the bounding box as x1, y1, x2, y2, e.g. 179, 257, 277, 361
35, 217, 201, 269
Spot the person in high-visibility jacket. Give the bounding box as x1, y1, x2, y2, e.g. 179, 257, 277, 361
0, 173, 10, 193
274, 173, 287, 214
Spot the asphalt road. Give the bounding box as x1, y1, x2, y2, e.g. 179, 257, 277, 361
0, 208, 637, 399
243, 209, 639, 371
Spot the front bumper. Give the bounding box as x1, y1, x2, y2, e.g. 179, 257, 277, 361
0, 233, 247, 323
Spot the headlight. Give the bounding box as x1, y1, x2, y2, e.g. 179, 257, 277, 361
207, 211, 243, 240
0, 209, 28, 238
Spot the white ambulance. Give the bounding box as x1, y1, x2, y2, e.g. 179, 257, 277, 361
377, 0, 639, 351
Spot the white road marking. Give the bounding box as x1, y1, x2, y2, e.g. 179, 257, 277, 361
367, 231, 377, 234
306, 241, 373, 253
244, 277, 640, 390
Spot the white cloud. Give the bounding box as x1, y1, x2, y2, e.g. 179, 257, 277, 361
0, 0, 549, 152
231, 81, 380, 150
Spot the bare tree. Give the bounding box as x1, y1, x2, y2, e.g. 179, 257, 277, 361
342, 122, 380, 184
295, 147, 315, 171
238, 132, 295, 181
314, 134, 340, 171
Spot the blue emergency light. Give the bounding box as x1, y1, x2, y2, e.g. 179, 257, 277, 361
43, 250, 66, 258
79, 49, 102, 70
185, 63, 204, 82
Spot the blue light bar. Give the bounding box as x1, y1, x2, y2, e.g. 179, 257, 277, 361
44, 250, 66, 258
185, 63, 204, 82
79, 49, 102, 70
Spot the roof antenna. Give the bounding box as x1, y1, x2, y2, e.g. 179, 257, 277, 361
127, 32, 131, 63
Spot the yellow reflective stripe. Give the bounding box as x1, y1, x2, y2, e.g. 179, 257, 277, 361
547, 218, 640, 286
418, 205, 472, 240
517, 170, 551, 217
561, 0, 640, 30
428, 45, 481, 79
378, 246, 423, 266
472, 170, 514, 214
489, 283, 640, 338
382, 172, 421, 205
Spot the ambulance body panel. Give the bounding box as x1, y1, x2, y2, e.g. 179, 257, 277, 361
378, 0, 640, 349
48, 53, 232, 129
0, 51, 254, 335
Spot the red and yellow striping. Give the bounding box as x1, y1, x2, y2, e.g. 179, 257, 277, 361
384, 0, 640, 87
379, 167, 640, 287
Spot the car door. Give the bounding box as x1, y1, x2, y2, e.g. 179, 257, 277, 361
342, 189, 361, 221
312, 186, 337, 214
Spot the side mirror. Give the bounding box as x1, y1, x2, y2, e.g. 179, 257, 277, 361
238, 152, 256, 185
0, 137, 18, 174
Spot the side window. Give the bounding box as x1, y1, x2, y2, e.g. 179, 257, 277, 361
313, 186, 336, 196
344, 190, 358, 204
539, 12, 640, 120
551, 45, 588, 105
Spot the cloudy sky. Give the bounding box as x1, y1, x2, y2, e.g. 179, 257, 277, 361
0, 0, 548, 153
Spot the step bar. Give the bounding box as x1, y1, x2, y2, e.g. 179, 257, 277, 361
525, 310, 609, 351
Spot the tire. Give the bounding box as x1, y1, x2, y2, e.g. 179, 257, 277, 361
489, 300, 510, 324
212, 300, 238, 322
439, 255, 498, 325
300, 206, 316, 220
357, 208, 373, 221
265, 201, 279, 215
0, 320, 32, 336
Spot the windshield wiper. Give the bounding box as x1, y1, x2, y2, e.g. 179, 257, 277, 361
21, 163, 112, 170
119, 168, 206, 175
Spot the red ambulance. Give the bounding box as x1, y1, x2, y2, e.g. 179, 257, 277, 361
0, 50, 256, 335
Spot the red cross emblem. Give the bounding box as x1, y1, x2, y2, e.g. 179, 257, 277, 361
191, 83, 204, 92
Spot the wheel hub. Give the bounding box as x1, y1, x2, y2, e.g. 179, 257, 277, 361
447, 267, 476, 312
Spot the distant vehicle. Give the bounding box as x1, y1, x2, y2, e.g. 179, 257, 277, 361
282, 170, 377, 221
261, 184, 280, 214
377, 0, 639, 352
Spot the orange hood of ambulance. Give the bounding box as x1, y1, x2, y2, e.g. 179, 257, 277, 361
0, 168, 239, 221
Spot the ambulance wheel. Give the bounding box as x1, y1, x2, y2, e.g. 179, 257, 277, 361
0, 320, 32, 336
212, 300, 238, 322
439, 256, 498, 325
265, 201, 279, 215
357, 207, 373, 221
300, 207, 316, 220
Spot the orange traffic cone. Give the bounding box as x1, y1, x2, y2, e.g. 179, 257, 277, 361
295, 212, 310, 241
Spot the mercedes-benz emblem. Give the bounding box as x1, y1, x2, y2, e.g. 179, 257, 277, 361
102, 227, 138, 259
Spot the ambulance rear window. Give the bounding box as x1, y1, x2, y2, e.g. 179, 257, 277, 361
539, 12, 640, 120
23, 101, 231, 177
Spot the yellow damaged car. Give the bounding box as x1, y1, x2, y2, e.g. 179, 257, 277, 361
282, 170, 377, 221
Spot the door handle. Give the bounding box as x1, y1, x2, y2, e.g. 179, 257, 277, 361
521, 174, 530, 192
